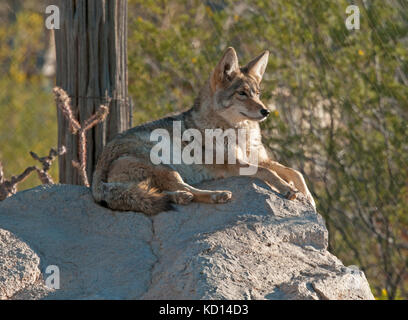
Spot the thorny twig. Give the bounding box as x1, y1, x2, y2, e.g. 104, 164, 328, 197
0, 146, 65, 201
0, 162, 37, 201
29, 146, 67, 184
53, 87, 109, 187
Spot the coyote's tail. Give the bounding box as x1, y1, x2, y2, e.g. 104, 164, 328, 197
97, 179, 172, 215
91, 140, 172, 215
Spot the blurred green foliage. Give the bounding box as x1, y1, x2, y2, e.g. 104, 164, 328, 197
0, 1, 57, 190
0, 0, 406, 299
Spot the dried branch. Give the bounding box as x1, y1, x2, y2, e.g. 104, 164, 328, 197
0, 162, 37, 201
30, 146, 67, 184
0, 147, 66, 201
52, 87, 81, 134
53, 87, 110, 187
83, 105, 109, 131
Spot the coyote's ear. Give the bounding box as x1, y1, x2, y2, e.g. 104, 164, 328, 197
210, 47, 239, 91
244, 50, 269, 83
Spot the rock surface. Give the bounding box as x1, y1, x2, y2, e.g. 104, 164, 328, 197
0, 177, 374, 300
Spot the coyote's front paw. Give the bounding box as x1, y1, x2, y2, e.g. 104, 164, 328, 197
284, 189, 298, 201
211, 190, 232, 204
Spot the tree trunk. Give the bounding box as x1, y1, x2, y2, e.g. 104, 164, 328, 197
54, 0, 130, 185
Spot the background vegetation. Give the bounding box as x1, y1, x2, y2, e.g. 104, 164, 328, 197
0, 0, 407, 299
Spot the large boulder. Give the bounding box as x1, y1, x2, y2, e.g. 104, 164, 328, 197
0, 177, 374, 300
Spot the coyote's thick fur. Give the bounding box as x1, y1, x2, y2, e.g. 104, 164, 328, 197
92, 47, 315, 215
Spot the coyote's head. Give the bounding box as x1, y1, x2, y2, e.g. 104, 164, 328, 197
208, 47, 270, 125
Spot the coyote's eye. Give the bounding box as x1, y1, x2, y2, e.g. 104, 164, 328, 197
238, 91, 247, 97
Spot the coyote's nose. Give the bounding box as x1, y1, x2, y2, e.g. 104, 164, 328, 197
260, 109, 270, 117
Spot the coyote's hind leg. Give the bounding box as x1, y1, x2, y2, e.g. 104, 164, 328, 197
164, 190, 194, 205
156, 170, 232, 204
108, 157, 231, 205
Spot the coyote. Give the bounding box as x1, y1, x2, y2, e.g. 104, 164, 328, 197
92, 47, 315, 215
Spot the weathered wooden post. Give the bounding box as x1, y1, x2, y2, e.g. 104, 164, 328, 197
54, 0, 130, 185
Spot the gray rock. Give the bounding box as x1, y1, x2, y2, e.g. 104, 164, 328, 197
0, 177, 374, 300
0, 229, 49, 299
